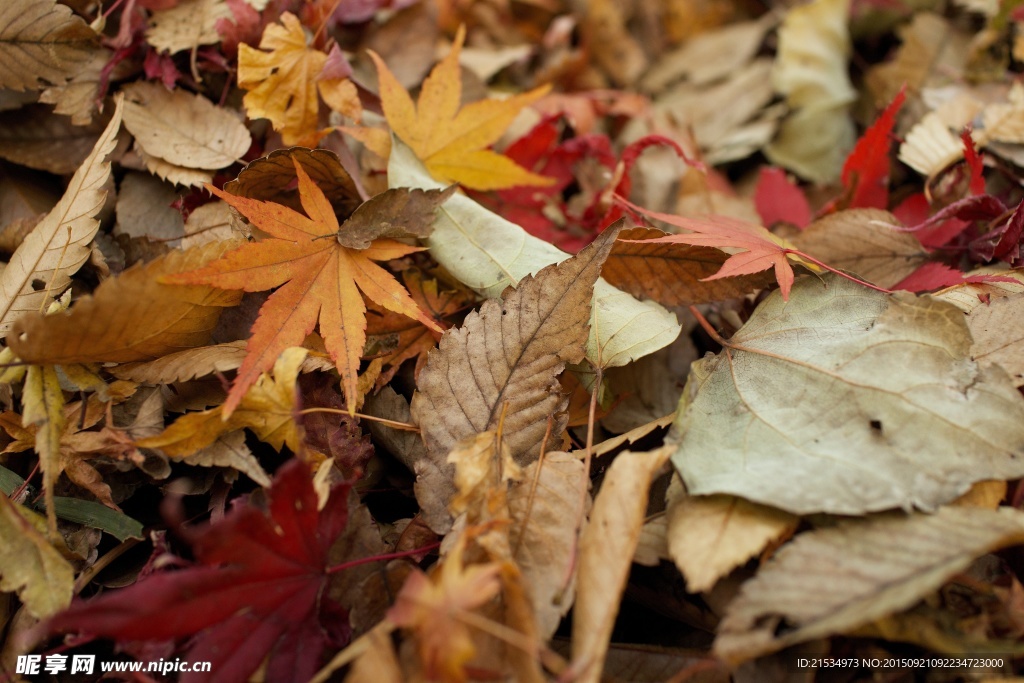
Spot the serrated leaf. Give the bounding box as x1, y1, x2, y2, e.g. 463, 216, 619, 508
0, 0, 98, 92
0, 95, 122, 334
714, 507, 1024, 664
673, 273, 1024, 515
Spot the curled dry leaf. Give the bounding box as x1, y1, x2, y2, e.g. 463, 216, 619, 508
0, 0, 98, 92
790, 209, 928, 288
673, 273, 1024, 515
714, 507, 1024, 665
666, 493, 797, 593
572, 445, 672, 683
389, 140, 681, 368
122, 82, 252, 171
410, 223, 618, 522
8, 239, 244, 364
0, 95, 122, 334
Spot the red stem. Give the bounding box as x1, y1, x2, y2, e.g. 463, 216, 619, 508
324, 542, 440, 575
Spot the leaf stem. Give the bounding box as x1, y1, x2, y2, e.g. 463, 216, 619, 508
324, 541, 440, 575
687, 306, 730, 348
784, 249, 894, 294
295, 407, 420, 432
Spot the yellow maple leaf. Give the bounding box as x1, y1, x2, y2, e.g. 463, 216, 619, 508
238, 13, 360, 146
368, 26, 555, 191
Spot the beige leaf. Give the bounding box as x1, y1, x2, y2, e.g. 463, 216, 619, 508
898, 112, 964, 177
714, 507, 1024, 664
0, 496, 73, 619
182, 430, 271, 487
39, 48, 113, 126
0, 0, 98, 92
953, 292, 1024, 387
667, 493, 796, 593
0, 95, 122, 334
145, 0, 231, 54
135, 145, 214, 187
411, 223, 618, 521
8, 240, 243, 364
110, 341, 248, 383
572, 446, 671, 683
122, 82, 251, 170
114, 172, 184, 243
766, 103, 855, 184
508, 451, 587, 639
673, 273, 1024, 515
791, 209, 928, 288
182, 200, 237, 248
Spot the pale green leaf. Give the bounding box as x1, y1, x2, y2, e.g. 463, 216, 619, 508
673, 273, 1024, 515
387, 139, 680, 368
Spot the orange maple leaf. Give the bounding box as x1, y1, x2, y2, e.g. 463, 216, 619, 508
366, 26, 556, 191
166, 160, 442, 417
238, 13, 359, 146
618, 197, 816, 300
365, 269, 474, 388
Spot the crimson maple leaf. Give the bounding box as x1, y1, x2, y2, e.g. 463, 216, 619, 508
48, 460, 351, 683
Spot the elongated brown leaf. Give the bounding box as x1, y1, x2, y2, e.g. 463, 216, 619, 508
0, 0, 98, 92
572, 446, 672, 683
410, 224, 619, 518
8, 240, 243, 364
0, 95, 122, 334
715, 507, 1024, 664
604, 227, 773, 306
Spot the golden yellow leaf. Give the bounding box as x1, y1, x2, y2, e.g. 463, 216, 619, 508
0, 495, 73, 619
370, 27, 554, 190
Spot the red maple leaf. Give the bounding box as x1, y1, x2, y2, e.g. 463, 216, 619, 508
48, 460, 351, 683
841, 88, 906, 209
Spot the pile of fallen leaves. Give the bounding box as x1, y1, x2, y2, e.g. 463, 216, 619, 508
9, 0, 1024, 681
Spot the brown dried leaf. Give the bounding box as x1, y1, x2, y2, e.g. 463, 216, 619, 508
0, 105, 107, 174
114, 172, 184, 243
572, 446, 672, 683
791, 209, 928, 288
9, 240, 243, 364
39, 49, 114, 126
667, 493, 797, 593
508, 451, 587, 639
180, 430, 271, 487
958, 293, 1024, 387
224, 147, 361, 218
714, 507, 1024, 665
337, 187, 454, 250
411, 224, 618, 520
0, 0, 98, 92
605, 226, 772, 307
122, 82, 252, 170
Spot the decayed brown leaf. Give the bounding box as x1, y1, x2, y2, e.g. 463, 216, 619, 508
714, 507, 1024, 664
8, 240, 244, 364
411, 223, 619, 520
604, 226, 773, 306
0, 0, 98, 92
790, 209, 928, 288
0, 96, 122, 334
